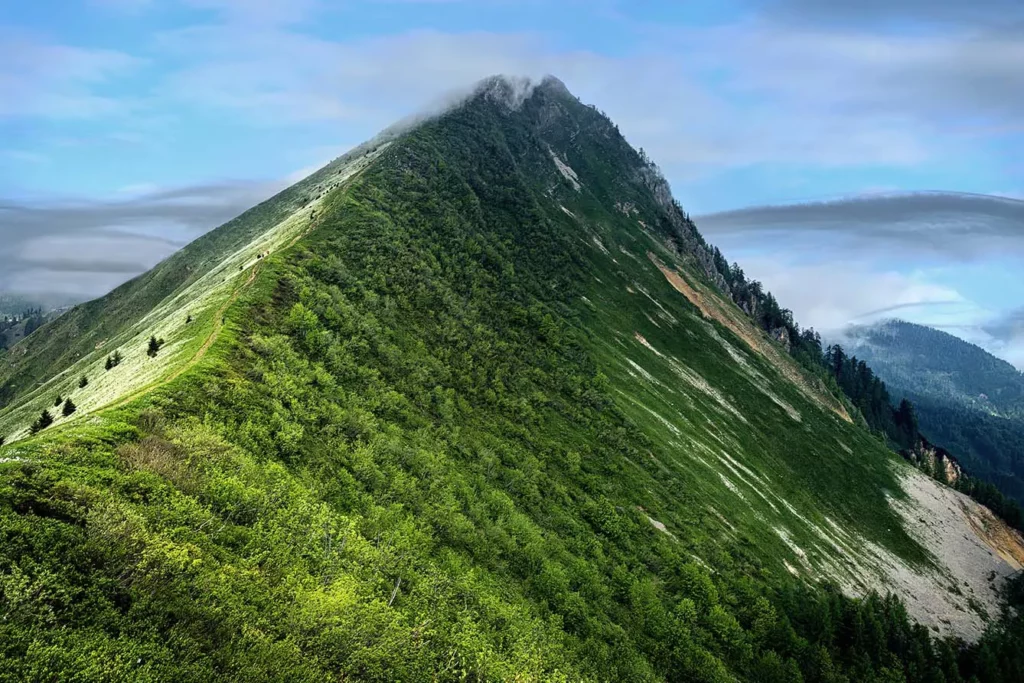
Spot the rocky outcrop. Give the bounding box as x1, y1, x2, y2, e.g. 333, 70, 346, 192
635, 165, 731, 294
739, 298, 759, 320
904, 438, 963, 485
770, 326, 792, 353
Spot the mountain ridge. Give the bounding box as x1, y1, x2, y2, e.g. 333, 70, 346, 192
2, 75, 1023, 681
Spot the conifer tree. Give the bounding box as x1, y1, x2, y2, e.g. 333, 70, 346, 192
29, 410, 53, 435
62, 398, 77, 417
147, 336, 165, 357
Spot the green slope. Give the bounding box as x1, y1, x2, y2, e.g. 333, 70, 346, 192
2, 77, 1020, 682
0, 140, 389, 439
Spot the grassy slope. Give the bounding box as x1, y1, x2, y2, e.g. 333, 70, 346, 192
0, 144, 388, 443
0, 81, 951, 682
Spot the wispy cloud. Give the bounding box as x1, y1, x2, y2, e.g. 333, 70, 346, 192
0, 28, 142, 121
0, 181, 282, 298
696, 192, 1024, 260
725, 256, 969, 332
982, 306, 1024, 369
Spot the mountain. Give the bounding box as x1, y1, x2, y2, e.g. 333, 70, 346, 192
0, 293, 79, 318
0, 294, 75, 352
844, 319, 1024, 504
2, 76, 1023, 681
843, 320, 1024, 416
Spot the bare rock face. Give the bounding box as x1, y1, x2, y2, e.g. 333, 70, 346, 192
872, 467, 1024, 642
739, 298, 759, 320
635, 165, 731, 294
770, 326, 792, 353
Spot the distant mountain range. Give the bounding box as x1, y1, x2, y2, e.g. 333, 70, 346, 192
843, 319, 1024, 503
0, 293, 79, 317
0, 294, 75, 351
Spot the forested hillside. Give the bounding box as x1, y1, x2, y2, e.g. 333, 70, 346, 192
845, 320, 1024, 505
846, 321, 1024, 415
2, 77, 1023, 682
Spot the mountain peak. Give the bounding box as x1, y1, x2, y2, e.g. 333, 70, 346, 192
463, 73, 574, 112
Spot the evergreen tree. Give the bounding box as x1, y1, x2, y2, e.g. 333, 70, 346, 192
79, 375, 88, 388
147, 336, 164, 358
895, 399, 919, 447
29, 410, 53, 435
62, 398, 76, 417
54, 394, 63, 407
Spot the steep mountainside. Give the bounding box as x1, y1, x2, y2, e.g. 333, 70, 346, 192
2, 77, 1023, 682
845, 320, 1024, 504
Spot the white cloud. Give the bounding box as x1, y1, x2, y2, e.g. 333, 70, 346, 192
134, 12, 1023, 180
0, 29, 141, 120
733, 256, 970, 333
8, 2, 1024, 182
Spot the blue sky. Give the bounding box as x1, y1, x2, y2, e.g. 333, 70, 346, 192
2, 0, 1024, 365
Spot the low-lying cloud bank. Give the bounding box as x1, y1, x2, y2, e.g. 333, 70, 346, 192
0, 180, 284, 300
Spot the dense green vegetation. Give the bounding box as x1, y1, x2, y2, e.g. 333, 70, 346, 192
2, 77, 1022, 681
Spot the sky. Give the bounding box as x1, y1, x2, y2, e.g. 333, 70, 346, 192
2, 0, 1023, 366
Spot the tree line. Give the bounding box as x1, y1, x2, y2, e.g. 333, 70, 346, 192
710, 247, 1024, 530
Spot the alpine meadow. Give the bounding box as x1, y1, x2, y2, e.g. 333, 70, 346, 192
2, 77, 1024, 682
